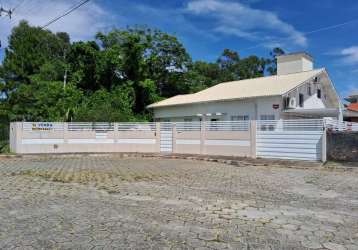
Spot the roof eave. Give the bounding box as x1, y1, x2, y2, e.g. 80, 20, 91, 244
147, 94, 282, 109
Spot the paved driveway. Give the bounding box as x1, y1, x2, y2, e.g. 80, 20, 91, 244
0, 156, 357, 249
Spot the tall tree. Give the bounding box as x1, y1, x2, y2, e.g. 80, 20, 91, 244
267, 47, 285, 75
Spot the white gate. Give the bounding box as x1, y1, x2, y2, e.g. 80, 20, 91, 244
160, 123, 173, 153
256, 120, 324, 161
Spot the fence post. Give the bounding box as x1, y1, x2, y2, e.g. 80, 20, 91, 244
9, 122, 16, 153
200, 121, 206, 154
250, 120, 257, 158
63, 123, 68, 145
321, 128, 327, 163
172, 123, 177, 154
114, 123, 119, 143
9, 122, 23, 154
156, 122, 161, 153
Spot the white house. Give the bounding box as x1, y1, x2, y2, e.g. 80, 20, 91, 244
148, 52, 342, 122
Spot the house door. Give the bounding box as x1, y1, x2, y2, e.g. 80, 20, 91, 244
160, 123, 173, 153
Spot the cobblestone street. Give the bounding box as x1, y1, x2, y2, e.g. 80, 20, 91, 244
0, 155, 357, 249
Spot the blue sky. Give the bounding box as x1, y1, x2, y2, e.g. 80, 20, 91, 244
0, 0, 358, 99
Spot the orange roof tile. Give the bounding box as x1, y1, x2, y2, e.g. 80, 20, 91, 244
347, 103, 358, 112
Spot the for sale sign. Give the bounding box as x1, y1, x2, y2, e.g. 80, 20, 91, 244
32, 123, 54, 131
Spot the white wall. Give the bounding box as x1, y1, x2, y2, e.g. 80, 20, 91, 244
153, 96, 282, 121
277, 54, 313, 75
286, 79, 328, 110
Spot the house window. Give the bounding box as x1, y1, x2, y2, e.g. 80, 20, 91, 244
283, 97, 290, 109
260, 114, 275, 131
299, 93, 304, 107
184, 118, 193, 130
260, 115, 275, 120
317, 89, 321, 99
231, 115, 249, 121
209, 118, 218, 131
308, 84, 312, 96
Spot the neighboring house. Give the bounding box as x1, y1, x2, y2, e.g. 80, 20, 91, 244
344, 93, 358, 122
147, 52, 342, 122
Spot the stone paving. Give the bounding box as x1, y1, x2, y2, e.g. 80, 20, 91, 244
0, 155, 357, 249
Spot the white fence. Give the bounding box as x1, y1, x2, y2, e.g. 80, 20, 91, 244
10, 120, 336, 161
256, 120, 324, 161
324, 119, 358, 132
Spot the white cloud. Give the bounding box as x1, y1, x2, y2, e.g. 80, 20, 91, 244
186, 0, 307, 47
0, 0, 112, 47
341, 46, 358, 64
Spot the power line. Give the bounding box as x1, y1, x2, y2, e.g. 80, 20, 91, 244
238, 16, 358, 53
41, 0, 90, 29
13, 0, 25, 11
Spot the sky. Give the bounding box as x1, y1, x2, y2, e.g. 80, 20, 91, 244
0, 0, 358, 100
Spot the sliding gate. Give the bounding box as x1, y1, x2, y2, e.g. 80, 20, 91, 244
256, 120, 324, 161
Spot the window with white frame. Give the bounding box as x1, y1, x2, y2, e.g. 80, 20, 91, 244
183, 118, 193, 130
260, 114, 275, 131
231, 115, 249, 121
260, 114, 275, 120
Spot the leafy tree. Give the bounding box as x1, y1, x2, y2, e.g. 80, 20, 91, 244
74, 86, 135, 122
0, 21, 285, 131
183, 61, 222, 92
237, 56, 266, 79
67, 41, 101, 91
2, 21, 69, 85
6, 79, 83, 122
96, 27, 191, 112
267, 47, 285, 75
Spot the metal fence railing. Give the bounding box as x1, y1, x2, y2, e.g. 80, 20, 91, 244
68, 123, 114, 131
176, 122, 201, 132
257, 119, 324, 132
117, 123, 156, 131
22, 120, 348, 133
324, 119, 358, 132
205, 121, 250, 131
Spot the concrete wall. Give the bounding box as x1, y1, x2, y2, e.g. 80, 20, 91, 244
327, 131, 358, 162
10, 122, 255, 158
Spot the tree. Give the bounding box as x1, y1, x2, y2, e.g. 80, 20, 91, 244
67, 41, 101, 91
6, 79, 83, 122
237, 56, 266, 79
74, 86, 135, 122
183, 61, 223, 93
96, 27, 192, 112
0, 21, 285, 129
267, 47, 285, 75
2, 21, 69, 85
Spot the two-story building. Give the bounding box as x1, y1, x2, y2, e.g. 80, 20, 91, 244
147, 52, 342, 121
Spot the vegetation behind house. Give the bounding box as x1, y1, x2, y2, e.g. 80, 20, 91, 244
0, 21, 285, 152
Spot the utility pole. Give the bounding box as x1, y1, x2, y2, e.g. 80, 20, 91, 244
0, 7, 13, 19
63, 49, 68, 90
